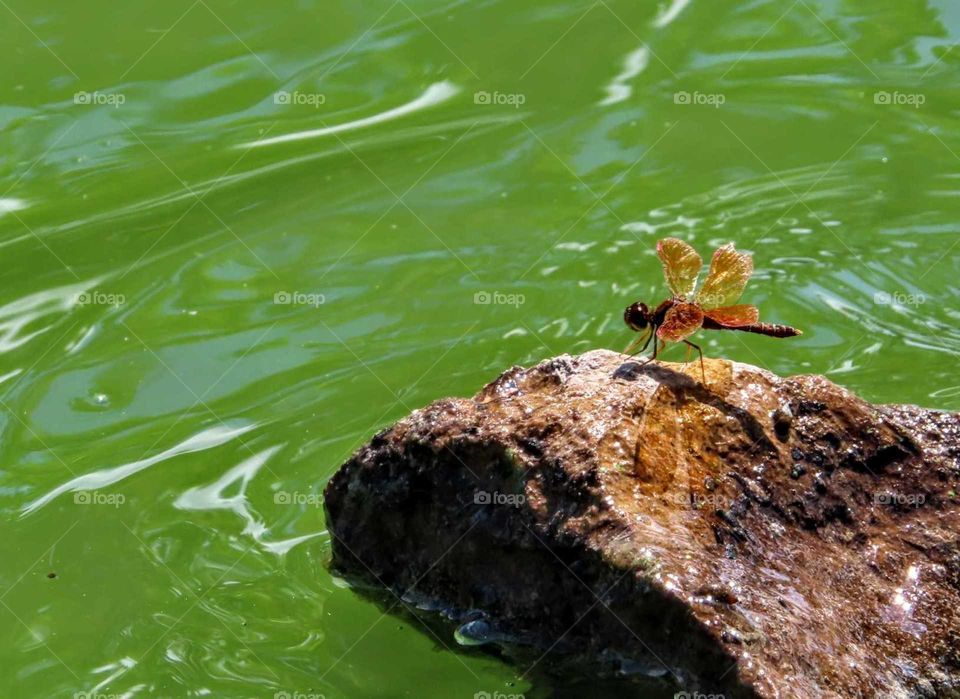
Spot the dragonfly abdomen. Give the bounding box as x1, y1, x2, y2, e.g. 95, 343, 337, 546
734, 322, 802, 338
701, 316, 801, 337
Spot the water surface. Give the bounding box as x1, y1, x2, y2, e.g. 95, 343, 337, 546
2, 1, 959, 696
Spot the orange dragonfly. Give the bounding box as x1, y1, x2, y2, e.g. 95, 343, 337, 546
623, 237, 801, 379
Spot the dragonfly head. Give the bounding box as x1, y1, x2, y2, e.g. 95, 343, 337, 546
624, 302, 651, 331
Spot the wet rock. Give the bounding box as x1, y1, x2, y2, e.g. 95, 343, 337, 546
324, 350, 960, 698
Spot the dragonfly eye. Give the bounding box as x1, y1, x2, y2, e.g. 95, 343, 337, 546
624, 302, 649, 331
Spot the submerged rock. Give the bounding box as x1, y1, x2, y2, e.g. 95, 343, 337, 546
324, 350, 960, 698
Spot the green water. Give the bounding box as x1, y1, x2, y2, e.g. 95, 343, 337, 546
2, 0, 959, 696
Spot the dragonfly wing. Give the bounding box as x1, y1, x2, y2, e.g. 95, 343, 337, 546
657, 302, 704, 342
657, 238, 702, 299
696, 243, 753, 310
703, 304, 759, 327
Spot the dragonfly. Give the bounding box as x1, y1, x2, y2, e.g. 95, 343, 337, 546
623, 237, 802, 380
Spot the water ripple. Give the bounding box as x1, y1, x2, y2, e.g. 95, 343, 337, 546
238, 81, 461, 149
21, 423, 257, 516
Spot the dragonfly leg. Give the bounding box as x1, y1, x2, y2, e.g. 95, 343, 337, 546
624, 327, 654, 356
636, 333, 663, 368
682, 339, 705, 383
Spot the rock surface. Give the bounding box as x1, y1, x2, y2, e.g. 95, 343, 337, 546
324, 350, 960, 698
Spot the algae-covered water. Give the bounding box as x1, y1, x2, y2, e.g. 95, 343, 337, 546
2, 1, 959, 696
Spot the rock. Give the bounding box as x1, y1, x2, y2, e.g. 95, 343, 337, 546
323, 350, 960, 698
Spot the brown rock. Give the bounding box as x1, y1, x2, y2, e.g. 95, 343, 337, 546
324, 350, 960, 698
